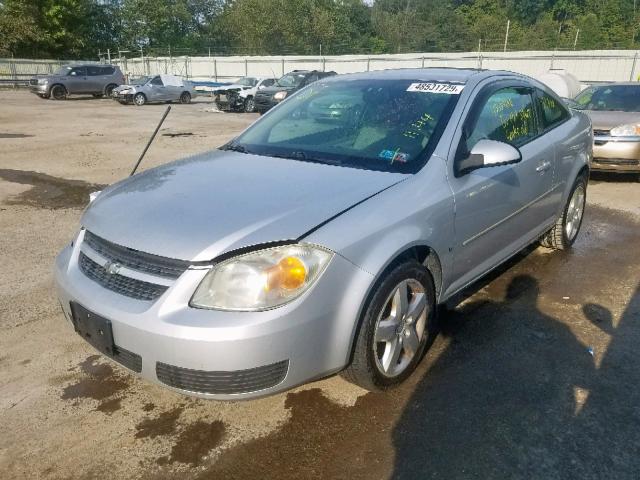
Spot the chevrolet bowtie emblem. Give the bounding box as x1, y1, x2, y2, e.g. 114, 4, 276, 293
104, 261, 122, 275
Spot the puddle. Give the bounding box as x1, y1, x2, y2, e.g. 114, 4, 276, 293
0, 169, 105, 209
135, 407, 184, 439
162, 132, 194, 138
61, 355, 130, 401
95, 397, 122, 414
157, 420, 226, 466
0, 133, 34, 139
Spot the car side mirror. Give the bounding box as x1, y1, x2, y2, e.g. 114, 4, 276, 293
456, 139, 521, 176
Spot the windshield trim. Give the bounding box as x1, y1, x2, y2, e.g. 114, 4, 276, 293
220, 79, 463, 174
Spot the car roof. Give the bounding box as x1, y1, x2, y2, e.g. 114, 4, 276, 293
590, 82, 640, 87
323, 68, 525, 87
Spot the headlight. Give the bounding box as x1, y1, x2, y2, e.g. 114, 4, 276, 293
610, 123, 640, 136
273, 91, 288, 101
191, 244, 333, 311
38, 78, 48, 85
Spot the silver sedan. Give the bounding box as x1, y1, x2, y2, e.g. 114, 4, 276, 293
112, 74, 197, 105
54, 68, 592, 399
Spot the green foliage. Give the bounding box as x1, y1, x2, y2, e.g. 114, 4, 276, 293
1, 0, 640, 58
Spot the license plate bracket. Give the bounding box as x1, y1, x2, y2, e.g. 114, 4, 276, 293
70, 302, 115, 356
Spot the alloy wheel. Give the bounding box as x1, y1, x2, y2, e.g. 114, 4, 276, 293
565, 183, 585, 241
373, 279, 427, 377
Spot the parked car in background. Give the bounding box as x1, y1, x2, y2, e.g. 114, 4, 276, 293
571, 83, 640, 177
214, 77, 278, 113
111, 74, 197, 106
54, 68, 591, 400
29, 64, 124, 100
253, 70, 337, 113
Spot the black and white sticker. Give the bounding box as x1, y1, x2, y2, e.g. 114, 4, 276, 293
407, 83, 465, 94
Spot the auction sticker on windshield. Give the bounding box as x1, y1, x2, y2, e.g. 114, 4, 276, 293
407, 83, 465, 94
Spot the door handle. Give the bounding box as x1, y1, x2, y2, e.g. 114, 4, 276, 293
536, 160, 551, 172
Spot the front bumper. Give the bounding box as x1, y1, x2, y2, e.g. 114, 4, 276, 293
254, 95, 279, 112
54, 231, 374, 400
29, 84, 49, 95
592, 136, 640, 172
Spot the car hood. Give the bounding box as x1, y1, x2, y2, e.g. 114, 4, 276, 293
81, 150, 406, 262
582, 110, 640, 130
258, 86, 296, 95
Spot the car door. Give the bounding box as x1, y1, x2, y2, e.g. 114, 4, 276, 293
86, 65, 104, 93
66, 66, 88, 93
445, 81, 556, 295
148, 76, 165, 101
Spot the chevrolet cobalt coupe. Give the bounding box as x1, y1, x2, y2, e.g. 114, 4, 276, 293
54, 69, 592, 399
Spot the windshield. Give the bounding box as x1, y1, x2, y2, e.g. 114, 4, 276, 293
131, 76, 150, 85
275, 73, 307, 88
53, 66, 72, 76
222, 79, 461, 173
236, 77, 257, 87
573, 85, 640, 112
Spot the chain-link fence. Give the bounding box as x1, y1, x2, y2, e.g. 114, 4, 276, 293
2, 50, 640, 87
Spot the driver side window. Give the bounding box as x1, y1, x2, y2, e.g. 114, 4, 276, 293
150, 76, 163, 86
466, 87, 538, 151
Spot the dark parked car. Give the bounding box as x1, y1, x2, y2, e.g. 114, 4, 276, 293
253, 70, 336, 113
29, 64, 125, 100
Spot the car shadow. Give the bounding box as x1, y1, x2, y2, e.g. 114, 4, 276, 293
391, 274, 640, 479
589, 171, 639, 183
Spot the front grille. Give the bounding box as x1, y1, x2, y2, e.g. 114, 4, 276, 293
79, 252, 168, 301
156, 360, 289, 395
84, 231, 189, 279
112, 345, 142, 372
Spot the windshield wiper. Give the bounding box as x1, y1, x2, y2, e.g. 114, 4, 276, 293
220, 141, 251, 154
267, 150, 342, 166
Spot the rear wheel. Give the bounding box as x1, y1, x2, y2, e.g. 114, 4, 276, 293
243, 96, 255, 113
104, 84, 117, 97
541, 174, 587, 250
342, 260, 436, 391
50, 84, 67, 100
133, 93, 146, 106
179, 92, 191, 104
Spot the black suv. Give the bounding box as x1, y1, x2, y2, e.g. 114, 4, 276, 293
29, 64, 125, 100
253, 70, 337, 113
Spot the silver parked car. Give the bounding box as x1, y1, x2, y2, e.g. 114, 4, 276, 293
54, 69, 592, 399
112, 74, 197, 106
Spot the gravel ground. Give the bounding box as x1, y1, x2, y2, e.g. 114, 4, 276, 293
1, 90, 639, 480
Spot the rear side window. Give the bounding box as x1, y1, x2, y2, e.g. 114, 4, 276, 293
87, 66, 101, 76
537, 90, 569, 129
466, 87, 538, 149
100, 66, 115, 75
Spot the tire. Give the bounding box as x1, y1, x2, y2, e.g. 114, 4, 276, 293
50, 84, 67, 100
243, 96, 255, 113
179, 92, 191, 104
541, 174, 587, 250
104, 84, 117, 97
133, 93, 146, 106
342, 260, 436, 391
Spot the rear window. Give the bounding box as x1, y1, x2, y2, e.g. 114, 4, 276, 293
537, 90, 570, 129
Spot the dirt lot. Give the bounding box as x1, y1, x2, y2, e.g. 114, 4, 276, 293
1, 89, 639, 480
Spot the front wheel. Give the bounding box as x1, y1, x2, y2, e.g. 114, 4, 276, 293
179, 92, 191, 104
133, 93, 146, 106
541, 174, 587, 250
243, 96, 255, 113
50, 84, 67, 100
342, 260, 436, 391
